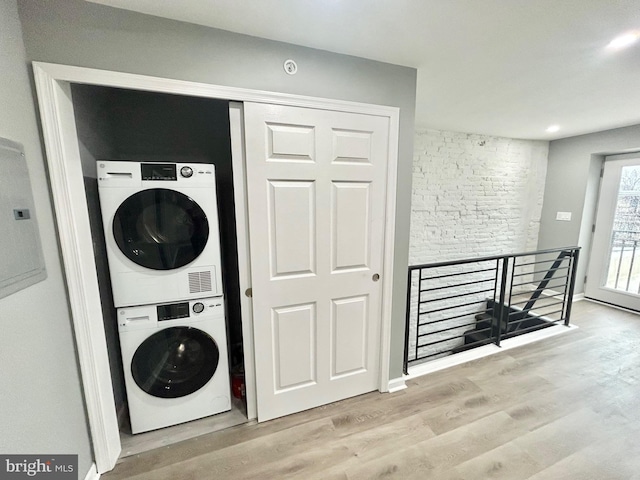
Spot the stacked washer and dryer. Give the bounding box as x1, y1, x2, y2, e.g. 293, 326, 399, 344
97, 161, 231, 434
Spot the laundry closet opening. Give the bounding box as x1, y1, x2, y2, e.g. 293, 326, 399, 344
70, 84, 248, 455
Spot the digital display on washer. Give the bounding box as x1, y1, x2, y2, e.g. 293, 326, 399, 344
141, 163, 177, 181
157, 302, 190, 321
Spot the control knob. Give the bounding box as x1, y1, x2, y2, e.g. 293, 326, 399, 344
192, 302, 205, 314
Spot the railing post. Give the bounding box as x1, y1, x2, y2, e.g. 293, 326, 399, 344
564, 248, 580, 326
492, 258, 500, 316
496, 256, 510, 347
403, 268, 413, 375
627, 240, 638, 292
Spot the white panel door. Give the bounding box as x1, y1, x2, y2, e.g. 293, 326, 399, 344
244, 102, 390, 421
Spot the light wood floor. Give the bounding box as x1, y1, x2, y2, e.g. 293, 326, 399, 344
104, 300, 640, 479
119, 398, 247, 458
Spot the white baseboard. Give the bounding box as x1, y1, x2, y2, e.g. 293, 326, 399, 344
84, 463, 100, 480
584, 297, 640, 314
407, 344, 500, 379
406, 324, 577, 380
387, 377, 407, 393
498, 323, 578, 351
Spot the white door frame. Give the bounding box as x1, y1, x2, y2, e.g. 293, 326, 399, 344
585, 152, 640, 309
32, 61, 399, 473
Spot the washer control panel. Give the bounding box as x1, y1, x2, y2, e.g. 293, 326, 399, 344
118, 297, 224, 331
98, 161, 215, 187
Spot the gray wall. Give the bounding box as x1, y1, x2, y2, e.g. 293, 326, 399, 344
17, 0, 416, 377
0, 0, 93, 475
538, 124, 640, 293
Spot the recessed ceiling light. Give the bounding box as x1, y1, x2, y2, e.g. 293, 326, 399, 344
607, 31, 640, 50
546, 125, 560, 133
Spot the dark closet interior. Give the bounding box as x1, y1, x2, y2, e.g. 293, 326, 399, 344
70, 84, 245, 438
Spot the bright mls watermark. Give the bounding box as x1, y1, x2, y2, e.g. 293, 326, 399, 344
0, 455, 77, 479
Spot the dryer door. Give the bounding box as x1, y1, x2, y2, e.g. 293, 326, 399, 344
113, 188, 210, 270
131, 326, 220, 398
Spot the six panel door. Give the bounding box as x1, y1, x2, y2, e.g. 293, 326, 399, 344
243, 102, 390, 421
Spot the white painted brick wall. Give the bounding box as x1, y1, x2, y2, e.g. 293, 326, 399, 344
410, 128, 549, 264
406, 128, 549, 363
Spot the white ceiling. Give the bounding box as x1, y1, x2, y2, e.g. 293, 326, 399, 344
88, 0, 640, 140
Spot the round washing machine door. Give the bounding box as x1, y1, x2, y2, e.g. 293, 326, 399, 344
131, 326, 220, 399
113, 188, 209, 270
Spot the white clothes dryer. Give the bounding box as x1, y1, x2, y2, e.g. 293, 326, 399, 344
97, 161, 223, 307
118, 297, 231, 434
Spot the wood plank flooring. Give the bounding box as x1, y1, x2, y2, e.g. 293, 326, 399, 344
119, 399, 248, 458
104, 300, 640, 479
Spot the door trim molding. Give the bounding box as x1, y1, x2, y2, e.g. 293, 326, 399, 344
32, 61, 400, 472
379, 109, 399, 393
585, 154, 640, 308
32, 68, 121, 473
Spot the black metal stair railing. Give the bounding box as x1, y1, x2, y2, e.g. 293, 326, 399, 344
403, 246, 580, 374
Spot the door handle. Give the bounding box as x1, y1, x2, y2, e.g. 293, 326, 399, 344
372, 273, 380, 282
245, 288, 253, 298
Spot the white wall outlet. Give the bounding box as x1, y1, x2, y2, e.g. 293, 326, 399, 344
556, 211, 572, 221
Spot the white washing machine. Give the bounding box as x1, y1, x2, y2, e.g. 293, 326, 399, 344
118, 297, 231, 434
97, 161, 223, 308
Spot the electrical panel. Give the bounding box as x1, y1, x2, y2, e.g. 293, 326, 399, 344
0, 137, 46, 299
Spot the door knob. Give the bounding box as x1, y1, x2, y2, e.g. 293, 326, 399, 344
372, 273, 380, 282
245, 288, 253, 298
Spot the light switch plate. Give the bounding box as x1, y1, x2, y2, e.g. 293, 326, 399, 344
556, 211, 572, 221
